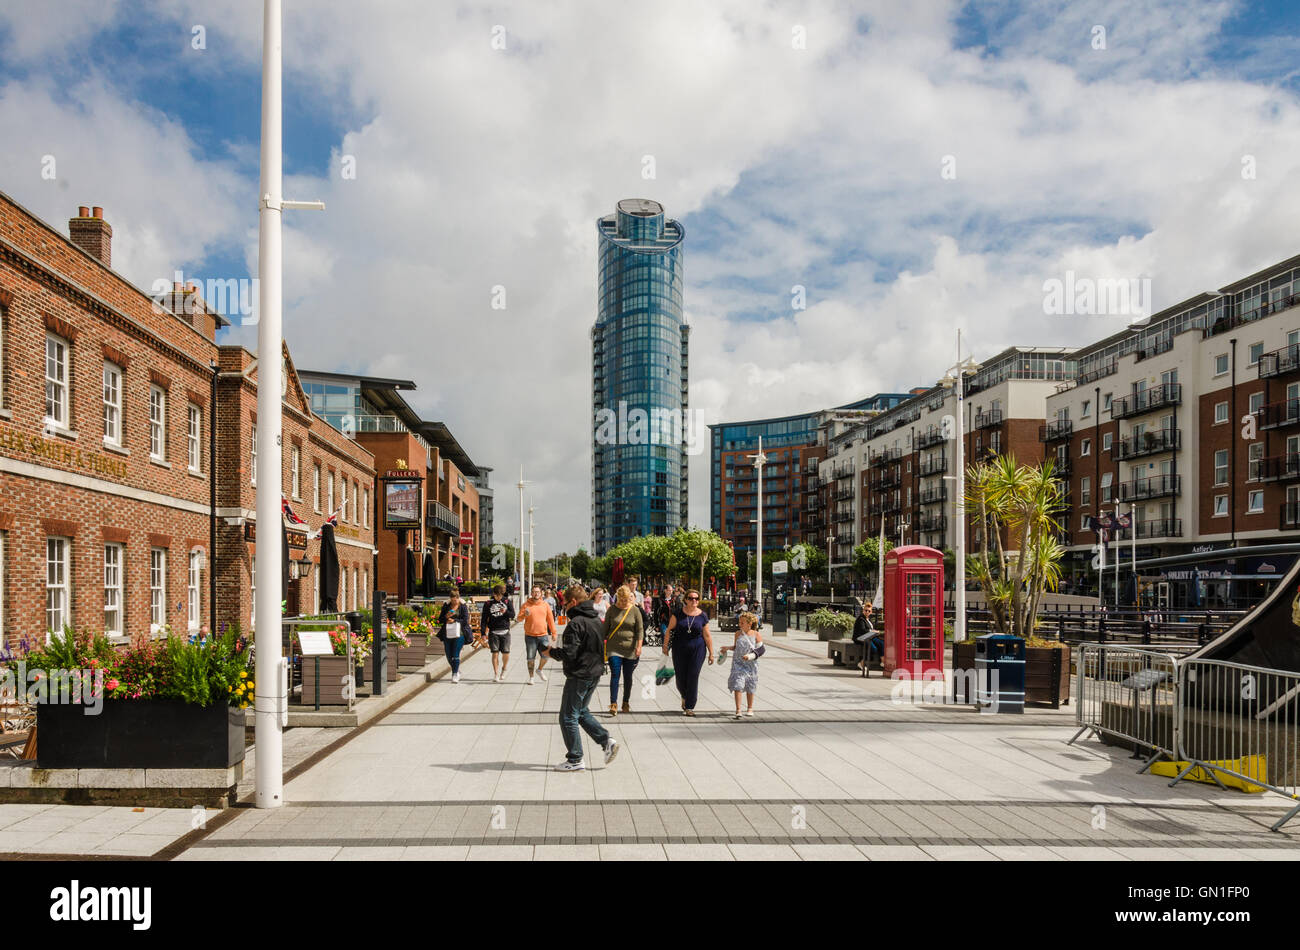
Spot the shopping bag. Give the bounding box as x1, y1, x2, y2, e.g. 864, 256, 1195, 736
654, 655, 674, 685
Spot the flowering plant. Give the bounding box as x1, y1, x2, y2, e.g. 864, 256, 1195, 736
330, 625, 371, 664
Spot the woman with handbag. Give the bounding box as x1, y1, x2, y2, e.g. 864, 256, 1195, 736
664, 589, 714, 716
603, 584, 644, 716
438, 589, 473, 684
719, 611, 763, 718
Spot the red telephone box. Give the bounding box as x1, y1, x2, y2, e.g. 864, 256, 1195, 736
883, 545, 945, 678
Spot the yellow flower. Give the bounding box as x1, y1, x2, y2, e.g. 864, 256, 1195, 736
247, 682, 255, 690
240, 671, 248, 679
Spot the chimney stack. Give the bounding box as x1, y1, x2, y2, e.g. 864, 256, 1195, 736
69, 205, 112, 267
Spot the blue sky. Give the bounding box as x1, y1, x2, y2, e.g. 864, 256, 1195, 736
3, 0, 1300, 550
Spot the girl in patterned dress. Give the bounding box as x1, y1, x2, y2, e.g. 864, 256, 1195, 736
721, 611, 763, 719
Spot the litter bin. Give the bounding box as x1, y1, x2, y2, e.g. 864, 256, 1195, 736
772, 588, 788, 634
974, 633, 1025, 714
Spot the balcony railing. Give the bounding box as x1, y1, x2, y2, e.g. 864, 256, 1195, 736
1077, 359, 1118, 386
917, 428, 945, 449
1113, 382, 1182, 419
1207, 292, 1300, 338
803, 476, 820, 492
875, 446, 904, 464
1133, 337, 1173, 362
1257, 397, 1300, 431
426, 501, 459, 535
918, 514, 947, 532
918, 455, 947, 476
872, 471, 901, 491
833, 464, 855, 480
1118, 474, 1181, 501
1050, 455, 1071, 477
834, 488, 854, 501
1115, 428, 1181, 460
1135, 518, 1183, 539
833, 510, 854, 523
1259, 453, 1300, 482
1260, 343, 1300, 379
973, 409, 1004, 430
1040, 420, 1073, 442
919, 487, 947, 505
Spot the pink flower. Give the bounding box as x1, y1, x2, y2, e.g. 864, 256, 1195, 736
106, 678, 120, 690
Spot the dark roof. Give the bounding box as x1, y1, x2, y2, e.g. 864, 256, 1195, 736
418, 421, 479, 478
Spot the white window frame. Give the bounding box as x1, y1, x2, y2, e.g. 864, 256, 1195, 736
340, 477, 348, 523
1214, 494, 1229, 517
327, 471, 334, 514
250, 422, 257, 486
1081, 438, 1091, 457
1214, 401, 1229, 424
188, 549, 202, 631
339, 565, 347, 611
187, 403, 202, 473
1248, 443, 1264, 481
1247, 490, 1264, 513
150, 548, 167, 634
1101, 472, 1113, 502
1214, 353, 1229, 376
1248, 342, 1263, 366
362, 487, 369, 527
103, 543, 124, 637
352, 567, 359, 611
1214, 450, 1229, 486
46, 537, 69, 637
149, 385, 166, 461
1248, 391, 1264, 416
45, 333, 70, 429
102, 361, 122, 447
1081, 399, 1091, 419
313, 464, 322, 512
1080, 476, 1091, 507
291, 446, 301, 500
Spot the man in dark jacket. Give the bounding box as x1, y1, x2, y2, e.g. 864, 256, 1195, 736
481, 584, 515, 683
545, 584, 619, 771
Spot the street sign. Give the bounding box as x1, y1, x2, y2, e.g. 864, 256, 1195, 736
459, 531, 474, 546
772, 560, 788, 576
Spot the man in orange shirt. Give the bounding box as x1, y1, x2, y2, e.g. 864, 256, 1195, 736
517, 584, 559, 685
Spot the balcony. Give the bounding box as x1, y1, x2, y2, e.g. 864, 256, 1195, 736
1207, 292, 1300, 339
834, 487, 854, 501
833, 464, 855, 481
1259, 343, 1300, 379
1257, 397, 1300, 431
1135, 518, 1183, 539
875, 446, 904, 464
917, 428, 945, 450
974, 409, 1004, 430
1040, 420, 1073, 442
872, 470, 901, 491
1258, 453, 1300, 482
833, 510, 854, 524
1077, 359, 1118, 386
805, 514, 824, 530
426, 501, 459, 535
919, 487, 947, 506
918, 514, 947, 532
803, 476, 820, 492
918, 455, 947, 477
1115, 428, 1181, 461
1049, 455, 1071, 477
1113, 382, 1182, 419
1283, 503, 1300, 530
1133, 337, 1173, 362
1118, 474, 1181, 501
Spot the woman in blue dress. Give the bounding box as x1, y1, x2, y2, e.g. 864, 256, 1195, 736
721, 611, 763, 718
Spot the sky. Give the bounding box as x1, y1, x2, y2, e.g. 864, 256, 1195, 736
4, 0, 1300, 554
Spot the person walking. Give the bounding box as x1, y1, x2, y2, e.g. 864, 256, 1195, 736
545, 584, 619, 771
480, 583, 514, 682
591, 587, 611, 623
437, 589, 473, 684
720, 610, 763, 718
603, 584, 644, 716
516, 584, 558, 685
664, 589, 714, 716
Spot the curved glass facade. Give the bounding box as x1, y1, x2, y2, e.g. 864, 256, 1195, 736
591, 199, 689, 554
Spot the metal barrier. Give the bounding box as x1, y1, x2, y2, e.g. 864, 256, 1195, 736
1175, 659, 1300, 832
1070, 644, 1182, 772
1070, 645, 1300, 832
283, 614, 355, 712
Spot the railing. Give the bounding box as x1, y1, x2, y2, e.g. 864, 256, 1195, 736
1257, 397, 1300, 430
1115, 428, 1180, 460
427, 501, 459, 535
917, 429, 945, 449
1051, 455, 1071, 476
1077, 359, 1118, 386
1113, 382, 1182, 419
1119, 473, 1180, 501
1040, 420, 1073, 442
1133, 337, 1174, 362
957, 605, 1245, 648
918, 514, 947, 532
1071, 644, 1182, 771
918, 455, 947, 476
1258, 453, 1300, 482
1207, 292, 1300, 338
872, 471, 901, 491
834, 487, 854, 501
804, 476, 820, 492
833, 510, 853, 523
1259, 342, 1300, 379
875, 446, 904, 463
1134, 517, 1182, 539
973, 409, 1003, 430
919, 487, 947, 505
283, 613, 356, 713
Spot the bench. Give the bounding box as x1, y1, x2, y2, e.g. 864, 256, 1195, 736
828, 638, 885, 676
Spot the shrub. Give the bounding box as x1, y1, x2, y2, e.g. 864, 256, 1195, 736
809, 608, 855, 633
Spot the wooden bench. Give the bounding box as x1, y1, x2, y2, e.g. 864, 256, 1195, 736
0, 699, 36, 760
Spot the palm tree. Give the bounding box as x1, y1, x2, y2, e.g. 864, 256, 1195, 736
964, 453, 1066, 639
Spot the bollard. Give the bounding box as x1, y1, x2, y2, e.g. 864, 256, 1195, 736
1142, 619, 1151, 645
1098, 615, 1107, 645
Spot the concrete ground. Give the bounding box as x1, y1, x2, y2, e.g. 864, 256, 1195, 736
4, 628, 1299, 861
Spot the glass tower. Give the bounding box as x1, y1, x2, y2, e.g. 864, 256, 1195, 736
591, 199, 688, 554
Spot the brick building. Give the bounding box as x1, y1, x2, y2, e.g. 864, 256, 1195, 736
0, 193, 377, 645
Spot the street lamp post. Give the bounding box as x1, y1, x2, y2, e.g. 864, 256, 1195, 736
527, 504, 535, 593
749, 437, 767, 622
826, 534, 835, 585
940, 329, 981, 643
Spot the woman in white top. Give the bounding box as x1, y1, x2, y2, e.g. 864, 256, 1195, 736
592, 587, 610, 623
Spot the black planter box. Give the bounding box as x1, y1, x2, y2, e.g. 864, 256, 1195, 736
36, 699, 245, 769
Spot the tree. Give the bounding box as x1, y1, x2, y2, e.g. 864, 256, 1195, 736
766, 543, 826, 582
571, 548, 591, 583
852, 536, 894, 581
964, 453, 1066, 640
666, 528, 735, 593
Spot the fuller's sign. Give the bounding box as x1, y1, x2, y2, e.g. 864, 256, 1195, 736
244, 521, 308, 550
381, 472, 422, 530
